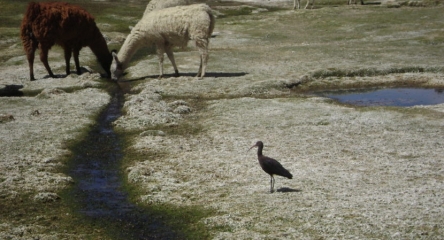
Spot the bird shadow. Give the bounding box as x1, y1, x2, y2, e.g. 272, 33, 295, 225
276, 187, 302, 193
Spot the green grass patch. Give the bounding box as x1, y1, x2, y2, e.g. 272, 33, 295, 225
0, 192, 108, 239
118, 135, 216, 239
113, 95, 216, 238
0, 99, 112, 239
0, 0, 28, 28
218, 6, 258, 18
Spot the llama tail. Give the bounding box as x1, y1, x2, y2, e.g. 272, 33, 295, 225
20, 2, 39, 48
207, 7, 216, 37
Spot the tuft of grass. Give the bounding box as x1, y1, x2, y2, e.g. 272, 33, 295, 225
309, 66, 444, 79
137, 202, 215, 239
219, 6, 257, 18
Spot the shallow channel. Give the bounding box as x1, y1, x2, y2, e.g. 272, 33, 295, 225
66, 84, 182, 239
316, 88, 444, 107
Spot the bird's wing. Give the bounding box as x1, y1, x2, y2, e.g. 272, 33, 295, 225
260, 157, 281, 173
261, 156, 292, 178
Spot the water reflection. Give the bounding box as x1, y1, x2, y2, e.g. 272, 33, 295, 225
317, 88, 444, 107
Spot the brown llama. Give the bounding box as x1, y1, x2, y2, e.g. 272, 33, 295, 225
20, 2, 112, 81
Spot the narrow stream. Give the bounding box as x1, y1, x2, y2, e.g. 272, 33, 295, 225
67, 85, 182, 239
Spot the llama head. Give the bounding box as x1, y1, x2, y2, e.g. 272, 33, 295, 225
110, 50, 123, 81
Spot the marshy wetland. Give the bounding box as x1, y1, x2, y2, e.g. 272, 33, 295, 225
1, 0, 444, 239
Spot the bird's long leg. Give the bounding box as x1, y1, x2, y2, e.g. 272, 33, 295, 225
270, 175, 275, 193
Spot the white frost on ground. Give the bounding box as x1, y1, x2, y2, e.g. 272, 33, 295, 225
1, 1, 444, 239
111, 3, 444, 238
0, 84, 109, 197
122, 83, 444, 238
0, 75, 109, 239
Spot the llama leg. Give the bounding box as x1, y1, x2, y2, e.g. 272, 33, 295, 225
24, 34, 39, 80
305, 0, 310, 9
195, 38, 209, 79
198, 53, 209, 79
73, 47, 82, 75
156, 47, 165, 79
165, 45, 179, 77
26, 46, 37, 81
64, 47, 72, 76
293, 0, 300, 9
39, 46, 55, 78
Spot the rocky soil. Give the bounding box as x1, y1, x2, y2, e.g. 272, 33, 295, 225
1, 0, 444, 239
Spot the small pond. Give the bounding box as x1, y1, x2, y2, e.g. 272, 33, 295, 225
316, 88, 444, 107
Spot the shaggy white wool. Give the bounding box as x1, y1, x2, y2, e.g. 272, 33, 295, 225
111, 4, 215, 80
143, 0, 192, 16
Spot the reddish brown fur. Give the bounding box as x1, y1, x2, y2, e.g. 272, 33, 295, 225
20, 2, 112, 80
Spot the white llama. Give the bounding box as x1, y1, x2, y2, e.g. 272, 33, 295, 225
111, 4, 215, 80
294, 0, 315, 9
143, 0, 192, 16
294, 0, 363, 9
348, 0, 365, 4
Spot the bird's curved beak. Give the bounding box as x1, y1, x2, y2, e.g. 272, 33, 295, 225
247, 144, 257, 152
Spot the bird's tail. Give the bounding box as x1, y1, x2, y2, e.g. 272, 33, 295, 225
278, 168, 293, 179
284, 171, 293, 179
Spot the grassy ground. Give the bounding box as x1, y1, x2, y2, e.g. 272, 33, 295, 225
116, 2, 444, 239
1, 0, 444, 239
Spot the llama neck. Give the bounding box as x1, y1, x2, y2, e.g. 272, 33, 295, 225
117, 31, 147, 69
89, 28, 112, 76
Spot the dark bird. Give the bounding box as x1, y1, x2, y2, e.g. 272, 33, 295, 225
248, 141, 293, 193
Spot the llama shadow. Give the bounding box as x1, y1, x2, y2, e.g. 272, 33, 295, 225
41, 67, 94, 79
132, 71, 248, 81
276, 187, 302, 193
183, 71, 248, 78
42, 74, 65, 79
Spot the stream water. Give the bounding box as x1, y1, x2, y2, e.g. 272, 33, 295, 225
67, 85, 182, 239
